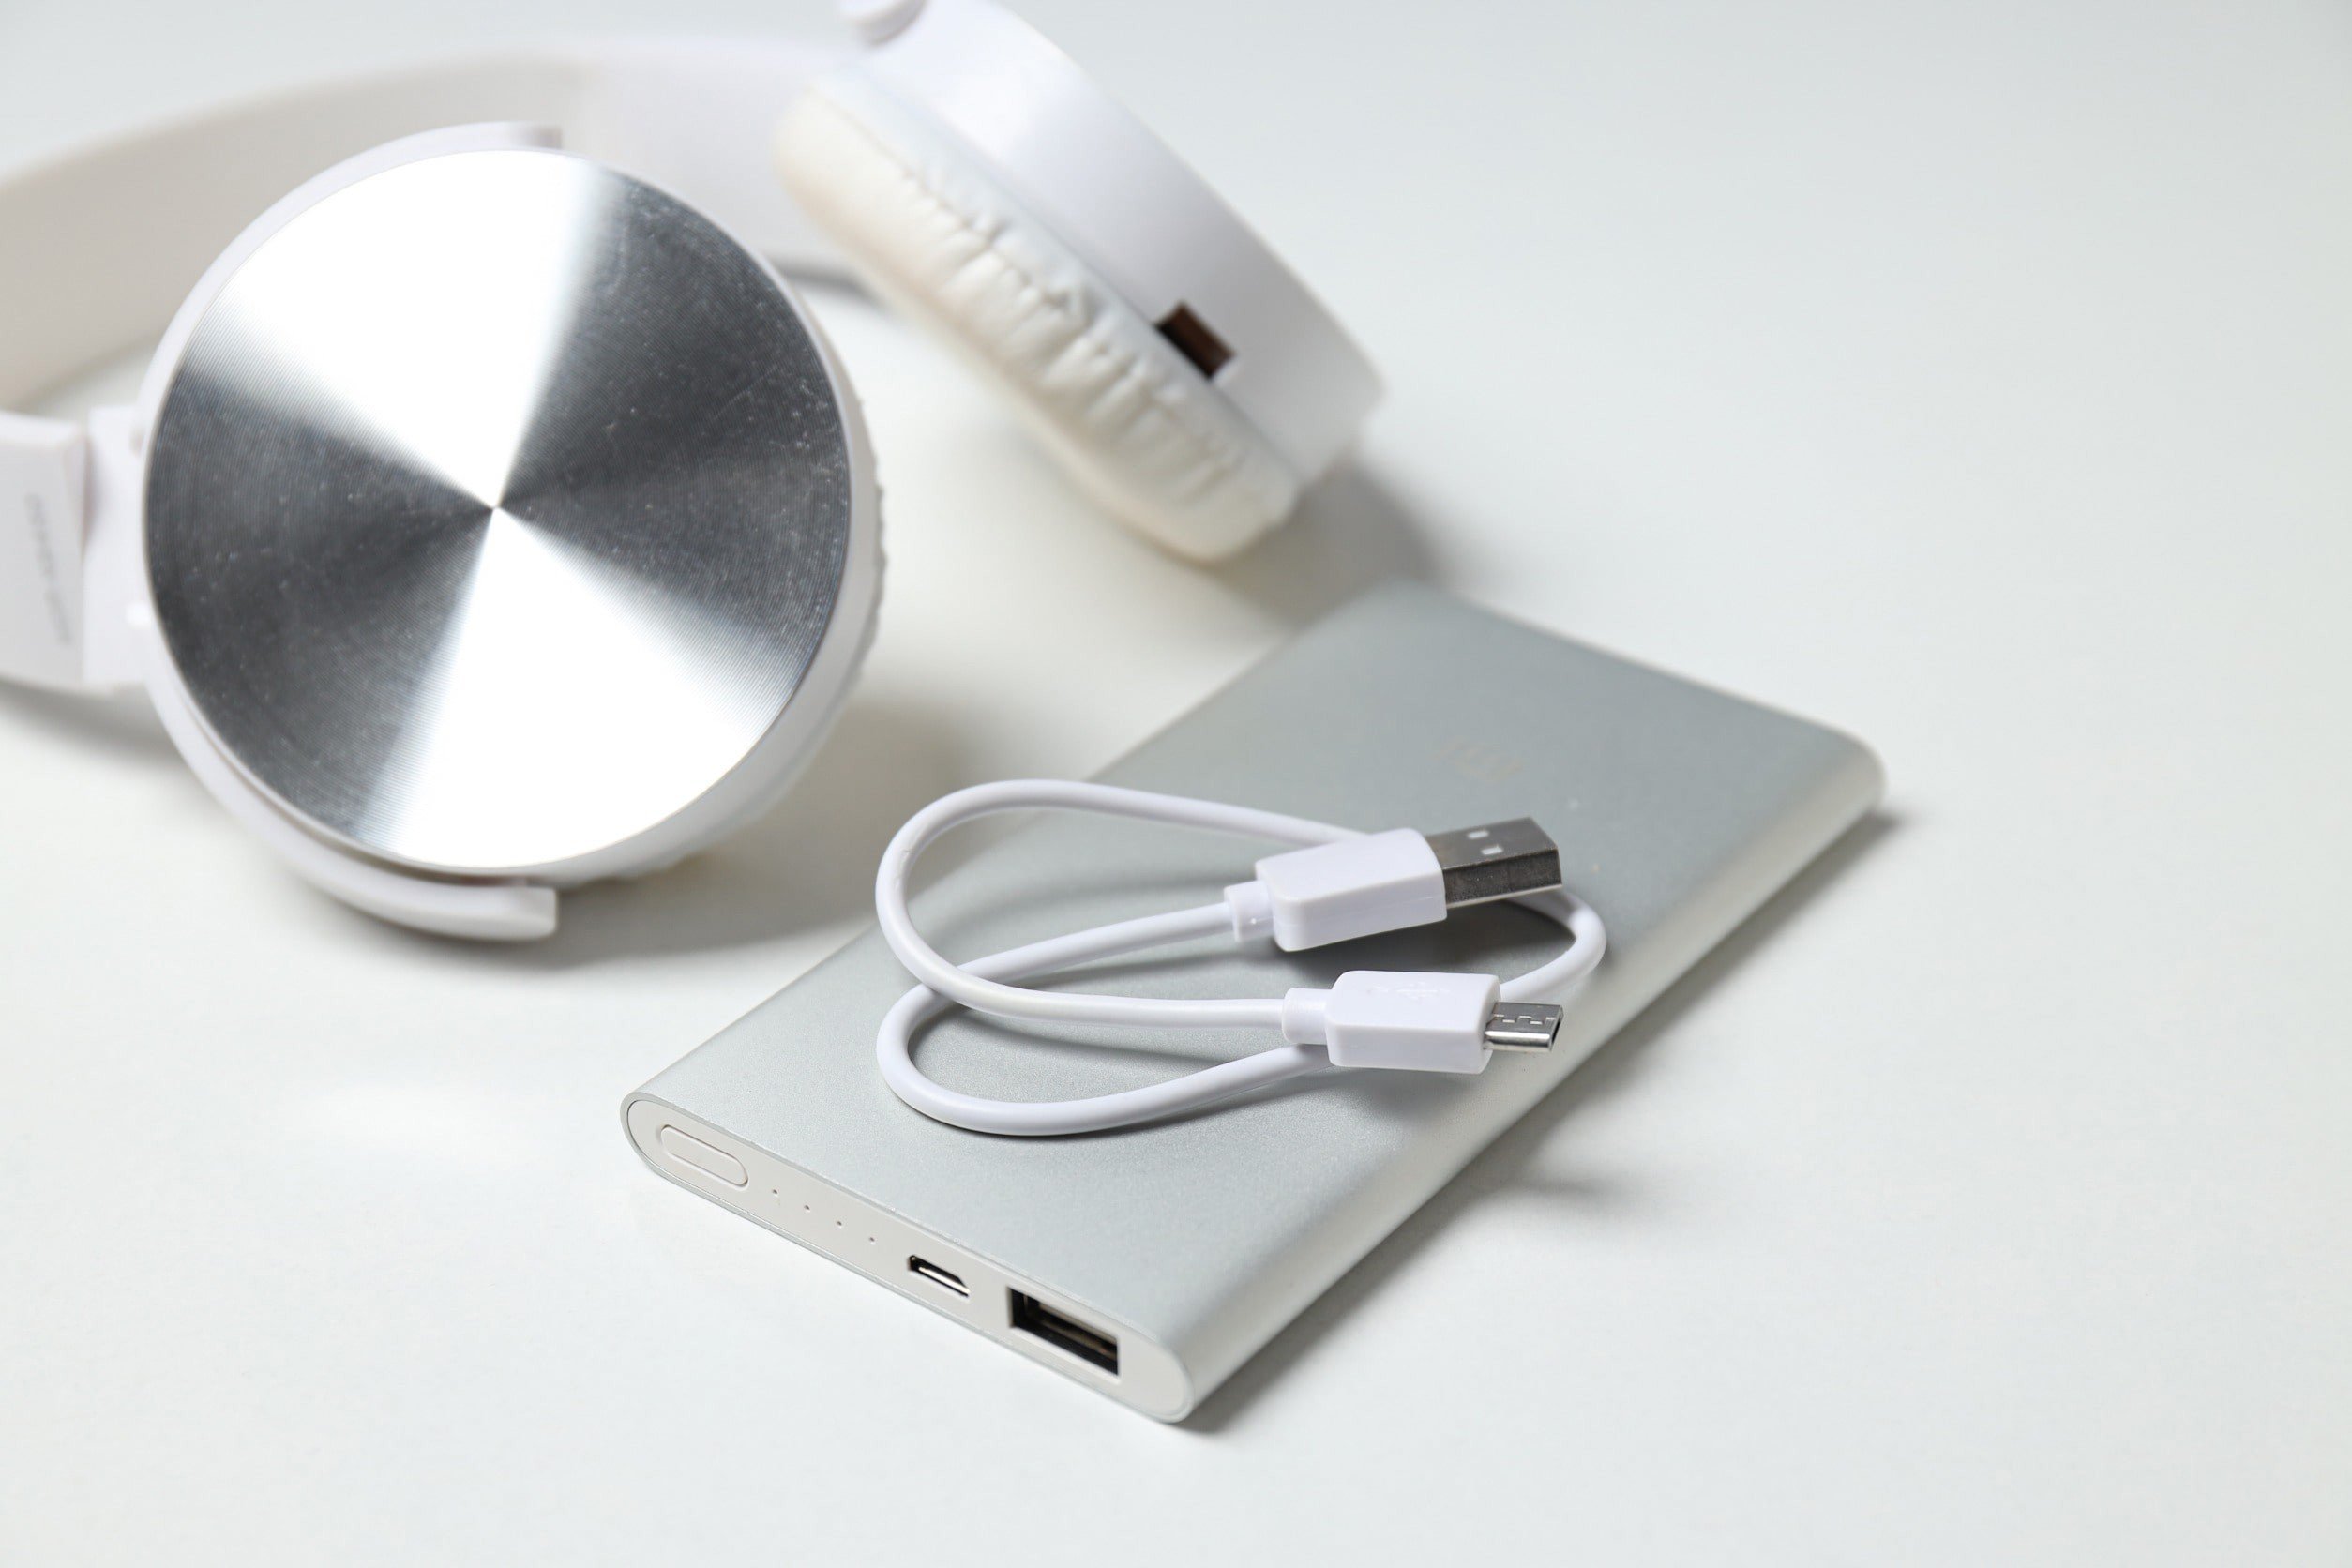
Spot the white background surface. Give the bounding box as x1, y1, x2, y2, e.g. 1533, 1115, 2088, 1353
3, 1, 2348, 1561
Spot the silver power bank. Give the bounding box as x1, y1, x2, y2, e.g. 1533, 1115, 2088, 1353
625, 583, 1883, 1419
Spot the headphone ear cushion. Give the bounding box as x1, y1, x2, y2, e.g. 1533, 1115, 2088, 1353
776, 81, 1299, 561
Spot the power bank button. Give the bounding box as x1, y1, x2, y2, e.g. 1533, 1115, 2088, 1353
656, 1124, 747, 1186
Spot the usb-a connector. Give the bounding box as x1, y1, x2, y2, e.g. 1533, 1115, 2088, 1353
1228, 819, 1567, 951
1424, 818, 1562, 908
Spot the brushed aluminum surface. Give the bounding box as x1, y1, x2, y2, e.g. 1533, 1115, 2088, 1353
628, 584, 1883, 1417
145, 148, 853, 874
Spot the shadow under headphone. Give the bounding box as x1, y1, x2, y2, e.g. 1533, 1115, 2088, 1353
0, 0, 1380, 939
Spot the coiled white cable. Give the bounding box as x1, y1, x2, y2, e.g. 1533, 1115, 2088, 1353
875, 780, 1606, 1136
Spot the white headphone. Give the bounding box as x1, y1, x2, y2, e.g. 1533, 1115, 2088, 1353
0, 0, 1380, 941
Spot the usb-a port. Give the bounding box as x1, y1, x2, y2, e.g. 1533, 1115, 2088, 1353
907, 1256, 968, 1298
1009, 1291, 1119, 1375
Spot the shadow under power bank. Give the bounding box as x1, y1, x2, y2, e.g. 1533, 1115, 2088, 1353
626, 583, 1883, 1419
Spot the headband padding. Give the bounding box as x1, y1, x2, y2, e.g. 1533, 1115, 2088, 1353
776, 81, 1297, 561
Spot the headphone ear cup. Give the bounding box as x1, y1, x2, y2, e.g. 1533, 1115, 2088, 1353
776, 81, 1299, 561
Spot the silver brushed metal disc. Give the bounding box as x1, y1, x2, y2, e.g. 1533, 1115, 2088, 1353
145, 148, 853, 875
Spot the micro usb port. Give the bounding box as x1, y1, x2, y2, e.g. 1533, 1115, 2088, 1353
1009, 1291, 1119, 1375
907, 1256, 968, 1298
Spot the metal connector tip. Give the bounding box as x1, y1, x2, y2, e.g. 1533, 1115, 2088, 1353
1484, 1001, 1563, 1052
1425, 818, 1563, 907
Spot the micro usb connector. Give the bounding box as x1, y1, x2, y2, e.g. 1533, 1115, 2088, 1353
1483, 1000, 1564, 1052
1280, 975, 1567, 1073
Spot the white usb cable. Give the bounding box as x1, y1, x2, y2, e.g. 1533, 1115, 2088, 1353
874, 780, 1606, 1136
